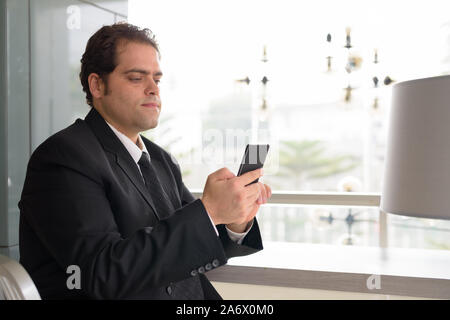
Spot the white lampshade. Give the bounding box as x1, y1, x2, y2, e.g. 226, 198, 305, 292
381, 75, 450, 220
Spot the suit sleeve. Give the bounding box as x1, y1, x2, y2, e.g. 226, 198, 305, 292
19, 137, 228, 299
179, 182, 264, 259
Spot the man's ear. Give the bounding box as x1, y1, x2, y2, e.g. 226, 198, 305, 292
88, 73, 105, 100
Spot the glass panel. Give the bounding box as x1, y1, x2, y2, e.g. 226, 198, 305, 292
129, 0, 450, 250
1, 0, 30, 253
258, 204, 380, 247
129, 0, 450, 193
388, 215, 450, 251
30, 0, 128, 151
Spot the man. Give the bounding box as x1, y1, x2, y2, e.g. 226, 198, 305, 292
18, 23, 271, 300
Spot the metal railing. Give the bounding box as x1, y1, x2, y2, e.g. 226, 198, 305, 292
191, 191, 388, 247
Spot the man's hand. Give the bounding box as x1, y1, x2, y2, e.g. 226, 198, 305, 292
201, 167, 272, 228
226, 182, 271, 233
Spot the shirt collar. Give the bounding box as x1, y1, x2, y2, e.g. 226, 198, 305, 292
105, 121, 149, 164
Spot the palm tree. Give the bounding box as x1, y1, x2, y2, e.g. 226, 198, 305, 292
274, 140, 360, 189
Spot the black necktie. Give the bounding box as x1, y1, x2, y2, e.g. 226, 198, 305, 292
138, 152, 174, 220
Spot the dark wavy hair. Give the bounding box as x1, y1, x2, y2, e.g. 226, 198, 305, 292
79, 22, 159, 107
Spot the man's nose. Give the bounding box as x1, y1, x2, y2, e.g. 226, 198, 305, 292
144, 79, 159, 95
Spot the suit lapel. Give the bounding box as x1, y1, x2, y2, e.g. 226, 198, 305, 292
84, 108, 159, 217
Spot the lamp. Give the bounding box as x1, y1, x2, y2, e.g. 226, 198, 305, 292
381, 75, 450, 220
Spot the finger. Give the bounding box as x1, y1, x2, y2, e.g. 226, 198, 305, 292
246, 200, 259, 211
211, 167, 235, 181
249, 187, 264, 205
243, 182, 261, 200
246, 202, 260, 220
252, 183, 265, 204
264, 184, 272, 198
257, 182, 268, 202
236, 168, 263, 187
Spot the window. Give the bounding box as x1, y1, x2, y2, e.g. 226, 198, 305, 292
130, 0, 450, 250
130, 0, 450, 193
30, 0, 128, 150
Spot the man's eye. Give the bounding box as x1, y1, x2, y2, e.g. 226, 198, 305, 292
130, 78, 142, 81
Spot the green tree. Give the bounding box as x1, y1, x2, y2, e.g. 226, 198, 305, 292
275, 140, 360, 189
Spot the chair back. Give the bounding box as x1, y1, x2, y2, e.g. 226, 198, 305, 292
0, 254, 41, 300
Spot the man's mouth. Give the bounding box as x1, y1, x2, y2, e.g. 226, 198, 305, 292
141, 102, 159, 108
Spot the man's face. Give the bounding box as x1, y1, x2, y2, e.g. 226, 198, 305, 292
93, 41, 163, 141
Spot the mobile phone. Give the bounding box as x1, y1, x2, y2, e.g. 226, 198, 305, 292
237, 144, 270, 185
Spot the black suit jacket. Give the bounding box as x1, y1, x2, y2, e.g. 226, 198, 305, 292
18, 108, 263, 300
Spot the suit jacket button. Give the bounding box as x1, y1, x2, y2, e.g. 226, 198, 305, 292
198, 266, 205, 274
166, 285, 172, 295
144, 227, 153, 234
205, 263, 212, 271
190, 269, 198, 277
212, 259, 220, 267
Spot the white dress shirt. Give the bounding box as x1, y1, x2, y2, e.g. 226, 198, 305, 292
105, 122, 252, 244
